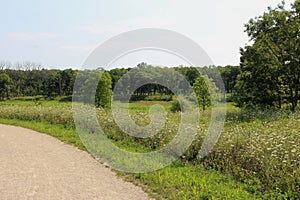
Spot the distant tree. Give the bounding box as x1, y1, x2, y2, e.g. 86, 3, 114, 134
109, 68, 128, 90
218, 65, 240, 93
186, 67, 200, 85
0, 73, 12, 100
174, 66, 200, 86
198, 66, 225, 92
60, 69, 77, 96
193, 75, 217, 110
47, 71, 61, 97
96, 71, 112, 109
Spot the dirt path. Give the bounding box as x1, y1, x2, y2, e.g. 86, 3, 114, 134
0, 124, 152, 200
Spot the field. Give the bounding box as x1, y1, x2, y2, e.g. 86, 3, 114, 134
0, 99, 299, 199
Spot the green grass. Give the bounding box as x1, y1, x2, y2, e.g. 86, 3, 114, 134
122, 165, 260, 200
0, 99, 71, 107
0, 99, 299, 199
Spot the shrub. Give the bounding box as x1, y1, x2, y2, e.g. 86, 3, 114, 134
170, 96, 192, 113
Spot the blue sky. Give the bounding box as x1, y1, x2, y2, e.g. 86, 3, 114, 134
0, 0, 294, 69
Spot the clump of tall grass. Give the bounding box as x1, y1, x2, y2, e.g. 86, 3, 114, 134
0, 104, 74, 126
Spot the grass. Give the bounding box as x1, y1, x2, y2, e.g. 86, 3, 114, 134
122, 165, 261, 200
0, 99, 299, 199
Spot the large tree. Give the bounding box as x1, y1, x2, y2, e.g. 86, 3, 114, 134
233, 0, 300, 110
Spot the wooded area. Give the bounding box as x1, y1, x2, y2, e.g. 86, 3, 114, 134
0, 63, 239, 105
0, 1, 299, 111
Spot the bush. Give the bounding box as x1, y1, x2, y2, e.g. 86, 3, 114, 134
170, 96, 192, 113
170, 99, 181, 112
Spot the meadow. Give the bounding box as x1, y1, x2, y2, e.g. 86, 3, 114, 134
0, 99, 299, 199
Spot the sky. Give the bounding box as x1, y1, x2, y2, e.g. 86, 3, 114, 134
0, 0, 295, 69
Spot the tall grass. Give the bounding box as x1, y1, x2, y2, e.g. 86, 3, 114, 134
0, 100, 299, 198
205, 109, 300, 198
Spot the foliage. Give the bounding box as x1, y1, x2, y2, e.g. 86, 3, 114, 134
193, 75, 218, 110
170, 95, 192, 113
96, 71, 112, 109
109, 68, 129, 90
0, 67, 77, 98
234, 1, 300, 111
170, 99, 181, 113
0, 73, 12, 100
0, 63, 239, 105
218, 65, 240, 93
74, 70, 112, 108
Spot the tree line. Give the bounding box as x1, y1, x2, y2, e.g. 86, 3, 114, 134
0, 62, 239, 102
0, 68, 77, 98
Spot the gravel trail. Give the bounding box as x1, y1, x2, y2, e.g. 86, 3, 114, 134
0, 124, 151, 200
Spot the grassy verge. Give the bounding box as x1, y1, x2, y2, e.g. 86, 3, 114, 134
121, 165, 260, 200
